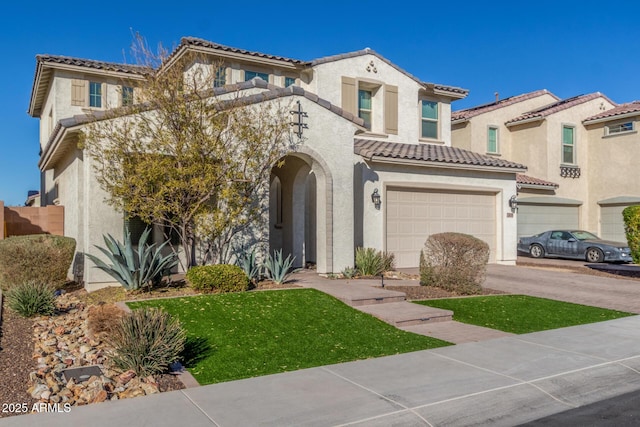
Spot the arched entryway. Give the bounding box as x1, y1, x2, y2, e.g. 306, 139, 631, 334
269, 152, 329, 272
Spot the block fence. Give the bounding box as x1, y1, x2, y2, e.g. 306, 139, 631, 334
0, 201, 64, 239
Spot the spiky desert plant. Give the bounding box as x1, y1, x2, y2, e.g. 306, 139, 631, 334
262, 249, 296, 284
86, 228, 178, 291
6, 281, 56, 317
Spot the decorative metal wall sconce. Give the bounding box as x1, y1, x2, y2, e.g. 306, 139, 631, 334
371, 188, 381, 210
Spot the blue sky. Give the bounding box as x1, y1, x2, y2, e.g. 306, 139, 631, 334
1, 0, 638, 206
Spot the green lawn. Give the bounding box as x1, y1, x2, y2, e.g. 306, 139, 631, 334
127, 288, 450, 385
417, 295, 634, 334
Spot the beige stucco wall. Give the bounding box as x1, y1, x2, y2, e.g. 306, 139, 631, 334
307, 53, 454, 145
451, 93, 557, 159
356, 161, 519, 265
585, 116, 640, 234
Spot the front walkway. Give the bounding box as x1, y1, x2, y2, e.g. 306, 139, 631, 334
292, 270, 513, 344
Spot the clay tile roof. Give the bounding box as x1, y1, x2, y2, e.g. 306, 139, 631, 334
354, 139, 526, 171
516, 174, 558, 189
451, 90, 558, 122
584, 101, 640, 122
35, 54, 149, 74
506, 93, 614, 126
180, 37, 305, 64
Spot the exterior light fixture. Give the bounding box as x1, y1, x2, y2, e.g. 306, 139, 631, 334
371, 188, 382, 210
509, 195, 518, 212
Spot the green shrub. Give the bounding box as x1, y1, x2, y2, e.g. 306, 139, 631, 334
355, 247, 395, 276
6, 282, 56, 317
623, 205, 640, 264
341, 266, 357, 279
107, 307, 186, 376
419, 232, 489, 295
186, 264, 249, 293
0, 235, 76, 291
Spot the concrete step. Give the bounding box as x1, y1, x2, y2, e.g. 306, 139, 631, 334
356, 301, 453, 327
298, 281, 406, 307
400, 321, 515, 344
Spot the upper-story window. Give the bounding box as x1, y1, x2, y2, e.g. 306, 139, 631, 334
606, 121, 634, 135
89, 82, 102, 108
421, 100, 438, 139
358, 89, 372, 130
284, 77, 296, 87
122, 86, 134, 106
562, 125, 575, 164
245, 70, 269, 82
487, 126, 499, 153
214, 67, 226, 87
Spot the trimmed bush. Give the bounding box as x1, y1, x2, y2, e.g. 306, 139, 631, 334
419, 232, 489, 295
355, 247, 395, 276
0, 235, 76, 291
623, 205, 640, 264
6, 282, 56, 317
107, 307, 186, 376
186, 264, 249, 293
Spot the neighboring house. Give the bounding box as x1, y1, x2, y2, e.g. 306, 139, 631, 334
25, 190, 41, 207
583, 102, 640, 242
452, 90, 639, 241
29, 37, 525, 289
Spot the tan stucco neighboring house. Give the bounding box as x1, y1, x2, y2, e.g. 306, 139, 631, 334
453, 91, 626, 240
29, 37, 526, 289
583, 101, 640, 241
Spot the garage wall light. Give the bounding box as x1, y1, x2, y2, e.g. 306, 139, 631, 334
509, 195, 518, 212
371, 188, 382, 210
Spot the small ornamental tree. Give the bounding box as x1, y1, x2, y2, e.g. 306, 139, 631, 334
623, 205, 640, 264
81, 34, 296, 268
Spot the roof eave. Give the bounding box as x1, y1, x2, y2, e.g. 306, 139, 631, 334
506, 116, 543, 127
363, 156, 526, 174
584, 111, 640, 125
517, 183, 559, 191
28, 61, 46, 117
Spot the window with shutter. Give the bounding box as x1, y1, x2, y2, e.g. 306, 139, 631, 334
71, 79, 86, 106
384, 85, 398, 134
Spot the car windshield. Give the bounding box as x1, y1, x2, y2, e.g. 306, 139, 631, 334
571, 231, 599, 241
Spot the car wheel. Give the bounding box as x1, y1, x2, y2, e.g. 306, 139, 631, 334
530, 244, 545, 258
586, 248, 604, 263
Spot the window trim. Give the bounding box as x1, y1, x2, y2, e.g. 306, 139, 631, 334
89, 81, 102, 108
605, 120, 634, 136
121, 85, 134, 106
487, 125, 499, 154
561, 124, 576, 165
419, 99, 439, 141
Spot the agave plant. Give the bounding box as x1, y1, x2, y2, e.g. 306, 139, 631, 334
86, 228, 178, 291
236, 247, 261, 284
262, 249, 296, 284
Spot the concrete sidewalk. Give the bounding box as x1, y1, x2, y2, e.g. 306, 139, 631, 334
4, 315, 640, 427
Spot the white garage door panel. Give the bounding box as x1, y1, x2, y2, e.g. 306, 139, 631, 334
517, 204, 578, 238
600, 205, 627, 242
386, 188, 496, 268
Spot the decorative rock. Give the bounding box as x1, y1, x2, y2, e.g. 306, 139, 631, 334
118, 370, 136, 385
92, 390, 108, 403
29, 384, 48, 399
54, 325, 66, 335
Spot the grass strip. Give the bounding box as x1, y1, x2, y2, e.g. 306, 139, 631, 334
417, 295, 633, 334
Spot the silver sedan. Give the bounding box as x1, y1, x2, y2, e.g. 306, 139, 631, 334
517, 230, 632, 263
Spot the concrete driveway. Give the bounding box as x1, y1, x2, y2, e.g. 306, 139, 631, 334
486, 261, 640, 314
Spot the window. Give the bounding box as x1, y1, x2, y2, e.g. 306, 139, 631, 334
214, 67, 226, 87
487, 126, 499, 153
122, 86, 134, 106
245, 70, 269, 82
606, 121, 634, 135
421, 100, 438, 139
284, 77, 296, 87
358, 89, 372, 130
562, 125, 575, 164
89, 82, 102, 108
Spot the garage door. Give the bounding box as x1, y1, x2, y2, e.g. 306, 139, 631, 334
601, 205, 629, 242
386, 188, 496, 268
517, 204, 578, 238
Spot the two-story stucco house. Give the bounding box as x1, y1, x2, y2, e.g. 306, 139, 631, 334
452, 90, 640, 242
29, 37, 525, 289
